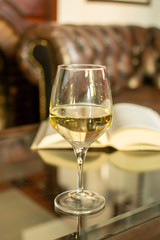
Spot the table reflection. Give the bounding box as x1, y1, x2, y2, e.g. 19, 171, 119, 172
37, 149, 160, 221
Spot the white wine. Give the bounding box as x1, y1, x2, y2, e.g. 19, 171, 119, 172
49, 104, 112, 148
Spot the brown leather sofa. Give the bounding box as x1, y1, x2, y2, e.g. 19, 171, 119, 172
17, 23, 160, 122
0, 1, 39, 128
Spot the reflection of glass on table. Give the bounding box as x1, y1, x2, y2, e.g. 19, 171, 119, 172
38, 148, 160, 216
1, 125, 160, 239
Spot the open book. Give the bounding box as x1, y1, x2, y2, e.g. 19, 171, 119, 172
31, 103, 160, 151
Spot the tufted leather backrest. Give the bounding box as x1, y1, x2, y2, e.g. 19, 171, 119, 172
17, 23, 160, 120
18, 23, 160, 91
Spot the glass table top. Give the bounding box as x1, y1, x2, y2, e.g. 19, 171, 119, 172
0, 124, 160, 239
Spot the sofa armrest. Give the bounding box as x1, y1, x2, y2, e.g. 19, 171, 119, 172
17, 37, 54, 121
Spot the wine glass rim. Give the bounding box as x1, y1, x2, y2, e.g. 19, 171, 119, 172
58, 64, 106, 70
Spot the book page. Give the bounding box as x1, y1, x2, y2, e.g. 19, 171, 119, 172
109, 103, 160, 137
110, 128, 160, 151
108, 103, 160, 151
31, 120, 71, 149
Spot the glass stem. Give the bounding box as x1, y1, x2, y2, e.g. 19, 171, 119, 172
74, 148, 88, 195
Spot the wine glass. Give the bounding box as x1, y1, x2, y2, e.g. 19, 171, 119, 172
49, 64, 112, 215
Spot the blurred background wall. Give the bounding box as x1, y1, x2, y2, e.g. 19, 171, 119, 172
57, 0, 160, 27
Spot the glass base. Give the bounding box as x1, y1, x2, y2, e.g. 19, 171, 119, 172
54, 190, 105, 215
